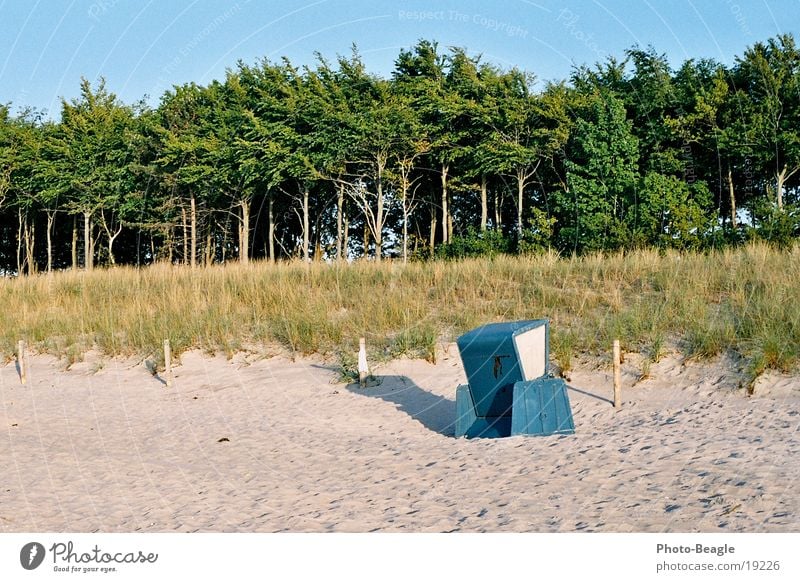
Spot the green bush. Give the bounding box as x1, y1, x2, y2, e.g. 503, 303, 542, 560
436, 227, 511, 259
749, 202, 800, 248
518, 209, 557, 255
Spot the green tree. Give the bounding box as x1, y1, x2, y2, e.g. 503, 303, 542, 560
1, 108, 45, 273
733, 34, 800, 211
156, 82, 218, 265
632, 172, 712, 249
242, 58, 327, 261
56, 78, 137, 269
624, 47, 680, 175
336, 53, 397, 260
556, 90, 639, 253
394, 41, 469, 247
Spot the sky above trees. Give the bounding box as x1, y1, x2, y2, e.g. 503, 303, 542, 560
1, 0, 798, 118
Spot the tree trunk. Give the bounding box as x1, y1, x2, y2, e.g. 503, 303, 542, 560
516, 170, 525, 235
343, 215, 349, 260
776, 164, 787, 211
16, 208, 24, 276
17, 210, 36, 276
429, 204, 437, 254
167, 227, 174, 263
205, 229, 214, 266
447, 201, 453, 243
403, 212, 409, 264
23, 214, 35, 275
728, 166, 737, 230
336, 183, 344, 261
220, 214, 230, 263
46, 210, 55, 273
237, 221, 242, 262
99, 211, 121, 266
71, 216, 78, 270
440, 164, 449, 244
268, 195, 275, 262
401, 184, 409, 264
773, 163, 800, 212
181, 206, 188, 265
190, 194, 197, 268
107, 228, 121, 265
480, 174, 488, 231
375, 166, 384, 261
239, 198, 250, 264
302, 187, 310, 262
494, 189, 503, 230
83, 212, 93, 271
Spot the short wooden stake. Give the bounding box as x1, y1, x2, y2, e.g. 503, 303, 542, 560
164, 339, 173, 387
613, 339, 622, 409
18, 340, 26, 385
358, 337, 369, 387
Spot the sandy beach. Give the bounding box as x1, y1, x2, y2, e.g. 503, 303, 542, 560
1, 346, 798, 532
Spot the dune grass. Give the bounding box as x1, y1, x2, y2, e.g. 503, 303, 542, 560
2, 243, 799, 381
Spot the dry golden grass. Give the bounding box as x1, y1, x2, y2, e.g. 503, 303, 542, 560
2, 243, 799, 378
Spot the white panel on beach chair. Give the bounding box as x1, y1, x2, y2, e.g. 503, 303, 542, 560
514, 324, 547, 381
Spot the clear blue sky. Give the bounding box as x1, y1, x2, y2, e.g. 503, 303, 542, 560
1, 0, 798, 118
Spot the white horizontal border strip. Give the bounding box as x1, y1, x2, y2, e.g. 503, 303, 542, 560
1, 533, 797, 581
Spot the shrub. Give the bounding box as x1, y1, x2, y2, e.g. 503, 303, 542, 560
435, 227, 510, 259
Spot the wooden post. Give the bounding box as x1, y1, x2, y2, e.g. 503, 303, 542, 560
358, 337, 369, 387
164, 339, 173, 387
613, 339, 622, 409
17, 340, 26, 385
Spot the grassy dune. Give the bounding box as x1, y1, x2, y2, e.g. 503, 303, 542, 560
3, 243, 799, 380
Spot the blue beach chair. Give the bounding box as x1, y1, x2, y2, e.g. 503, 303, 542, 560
455, 319, 575, 438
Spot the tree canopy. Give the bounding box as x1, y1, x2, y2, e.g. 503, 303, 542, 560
2, 36, 800, 272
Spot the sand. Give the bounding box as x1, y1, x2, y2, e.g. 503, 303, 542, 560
1, 345, 798, 532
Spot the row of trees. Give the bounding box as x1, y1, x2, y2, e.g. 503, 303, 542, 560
1, 35, 799, 273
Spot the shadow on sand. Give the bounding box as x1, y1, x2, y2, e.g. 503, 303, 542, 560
346, 375, 457, 437
567, 384, 614, 406
346, 374, 607, 437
